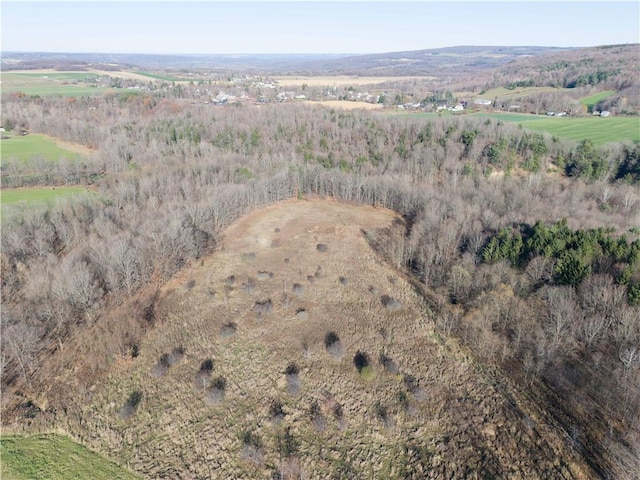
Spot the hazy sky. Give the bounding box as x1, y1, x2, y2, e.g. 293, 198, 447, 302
2, 1, 639, 54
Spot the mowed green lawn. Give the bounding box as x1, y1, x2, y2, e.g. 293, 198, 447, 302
473, 113, 640, 145
1, 134, 82, 162
0, 434, 141, 480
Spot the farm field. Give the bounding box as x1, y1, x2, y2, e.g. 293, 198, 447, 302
1, 72, 109, 96
471, 86, 566, 100
580, 90, 616, 107
1, 186, 95, 219
133, 71, 187, 82
471, 112, 640, 145
0, 185, 92, 206
303, 99, 383, 110
1, 134, 84, 162
0, 434, 141, 480
272, 75, 437, 87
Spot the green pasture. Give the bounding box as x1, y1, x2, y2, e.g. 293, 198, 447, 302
1, 186, 91, 206
472, 113, 639, 145
518, 116, 639, 145
1, 186, 99, 220
14, 72, 100, 81
475, 86, 564, 100
134, 71, 185, 82
1, 72, 107, 97
580, 90, 616, 107
0, 434, 141, 480
1, 134, 81, 163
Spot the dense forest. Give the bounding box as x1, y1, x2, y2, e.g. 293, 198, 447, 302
1, 87, 639, 475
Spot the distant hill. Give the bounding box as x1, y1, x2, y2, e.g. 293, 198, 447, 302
290, 46, 574, 75
482, 44, 640, 90
1, 46, 570, 75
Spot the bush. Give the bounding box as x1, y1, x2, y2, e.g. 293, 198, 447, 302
308, 400, 325, 432
194, 358, 214, 392
285, 362, 299, 375
253, 299, 273, 315
379, 353, 399, 374
292, 283, 304, 296
241, 430, 263, 466
353, 351, 370, 373
206, 376, 227, 405
220, 322, 237, 339
285, 363, 301, 395
324, 331, 343, 358
200, 358, 214, 373
380, 295, 402, 311
269, 399, 285, 423
119, 390, 142, 419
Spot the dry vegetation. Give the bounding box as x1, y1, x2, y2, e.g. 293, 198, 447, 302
1, 47, 639, 478
17, 200, 594, 478
303, 100, 384, 110
273, 76, 437, 87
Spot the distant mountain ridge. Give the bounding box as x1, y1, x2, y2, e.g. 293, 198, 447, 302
1, 46, 573, 74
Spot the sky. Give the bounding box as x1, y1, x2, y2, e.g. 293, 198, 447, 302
2, 1, 639, 54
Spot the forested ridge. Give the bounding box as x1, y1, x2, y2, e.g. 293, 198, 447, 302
1, 91, 639, 476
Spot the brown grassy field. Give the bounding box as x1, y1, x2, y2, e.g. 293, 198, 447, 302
303, 100, 384, 110
273, 75, 437, 87
13, 199, 591, 479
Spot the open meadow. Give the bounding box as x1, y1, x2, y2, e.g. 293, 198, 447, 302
0, 186, 95, 218
1, 71, 109, 97
273, 75, 437, 87
1, 133, 85, 162
473, 113, 640, 145
0, 434, 141, 480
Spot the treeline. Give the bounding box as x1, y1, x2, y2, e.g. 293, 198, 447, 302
482, 220, 640, 300
1, 94, 639, 472
2, 94, 639, 189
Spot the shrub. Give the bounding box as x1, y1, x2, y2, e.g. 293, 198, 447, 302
119, 390, 142, 419
241, 277, 257, 293
292, 283, 304, 296
285, 362, 299, 375
353, 351, 370, 373
308, 400, 325, 432
194, 359, 214, 391
168, 345, 185, 365
285, 362, 300, 396
380, 295, 402, 311
241, 430, 263, 466
379, 353, 399, 374
324, 331, 343, 358
269, 399, 285, 423
206, 376, 227, 405
253, 299, 273, 315
277, 427, 299, 458
200, 359, 214, 373
220, 322, 237, 339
